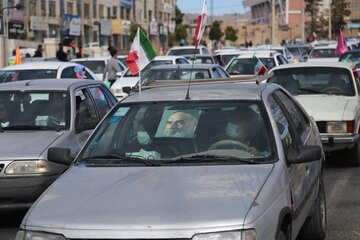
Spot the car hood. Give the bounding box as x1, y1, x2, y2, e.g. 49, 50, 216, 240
0, 131, 63, 160
111, 76, 139, 89
296, 95, 349, 121
25, 164, 273, 236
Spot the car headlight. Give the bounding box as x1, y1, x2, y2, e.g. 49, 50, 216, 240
327, 121, 354, 133
192, 230, 258, 240
111, 88, 123, 95
16, 231, 65, 240
5, 160, 50, 175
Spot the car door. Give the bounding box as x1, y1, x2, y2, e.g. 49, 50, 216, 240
88, 85, 117, 119
268, 90, 319, 222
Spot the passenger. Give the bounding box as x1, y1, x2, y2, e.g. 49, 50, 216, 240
164, 111, 198, 138
48, 94, 66, 125
0, 100, 9, 127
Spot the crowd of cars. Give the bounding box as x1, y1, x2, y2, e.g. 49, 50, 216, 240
1, 39, 360, 240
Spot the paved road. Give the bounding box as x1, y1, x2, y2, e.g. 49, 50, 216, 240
1, 156, 360, 240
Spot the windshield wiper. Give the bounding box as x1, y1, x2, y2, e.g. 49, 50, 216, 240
2, 125, 61, 131
163, 154, 257, 164
298, 88, 326, 94
80, 154, 161, 166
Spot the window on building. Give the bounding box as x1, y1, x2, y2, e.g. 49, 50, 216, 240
29, 0, 37, 16
99, 4, 104, 18
149, 10, 152, 21
77, 0, 81, 16
84, 3, 90, 19
93, 0, 97, 18
60, 0, 64, 16
120, 7, 124, 19
113, 6, 117, 18
49, 1, 56, 17
41, 0, 46, 16
8, 0, 14, 7
107, 7, 111, 19
67, 2, 73, 15
126, 9, 130, 20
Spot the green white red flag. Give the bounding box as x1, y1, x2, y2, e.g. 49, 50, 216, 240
127, 28, 156, 75
194, 0, 207, 49
253, 55, 267, 76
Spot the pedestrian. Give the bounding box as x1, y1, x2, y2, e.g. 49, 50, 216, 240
56, 43, 68, 62
8, 49, 16, 66
33, 44, 43, 57
103, 48, 121, 87
76, 45, 83, 58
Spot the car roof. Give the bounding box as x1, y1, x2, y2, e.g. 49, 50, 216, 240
0, 79, 100, 91
149, 64, 221, 70
312, 44, 337, 49
169, 45, 206, 50
1, 61, 79, 70
270, 61, 354, 71
71, 57, 111, 62
183, 54, 214, 58
235, 51, 279, 58
153, 56, 187, 60
122, 81, 266, 103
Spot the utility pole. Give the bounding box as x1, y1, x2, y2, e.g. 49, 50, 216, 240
302, 0, 305, 42
328, 0, 332, 40
271, 0, 276, 45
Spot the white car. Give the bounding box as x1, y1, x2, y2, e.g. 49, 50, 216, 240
256, 45, 296, 63
0, 62, 98, 83
225, 51, 288, 77
307, 44, 339, 62
166, 45, 210, 56
111, 56, 190, 100
268, 61, 360, 165
71, 57, 126, 80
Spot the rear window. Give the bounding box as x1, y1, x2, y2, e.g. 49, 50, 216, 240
141, 69, 211, 84
73, 61, 106, 74
309, 49, 337, 58
168, 49, 199, 56
0, 70, 57, 83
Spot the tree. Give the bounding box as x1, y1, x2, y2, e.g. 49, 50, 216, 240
209, 21, 224, 41
224, 26, 238, 42
168, 33, 177, 48
331, 0, 351, 37
176, 24, 188, 42
305, 0, 322, 37
175, 5, 184, 26
129, 23, 147, 42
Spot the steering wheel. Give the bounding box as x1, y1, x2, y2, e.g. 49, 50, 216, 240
208, 139, 249, 151
322, 86, 344, 94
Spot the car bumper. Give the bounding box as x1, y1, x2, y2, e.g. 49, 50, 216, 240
321, 133, 360, 151
0, 174, 60, 209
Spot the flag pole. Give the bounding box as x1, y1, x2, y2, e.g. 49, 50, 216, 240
137, 28, 142, 94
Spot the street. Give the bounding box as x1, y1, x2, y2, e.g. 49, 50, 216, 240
1, 154, 360, 240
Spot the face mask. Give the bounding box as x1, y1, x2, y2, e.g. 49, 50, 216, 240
137, 131, 152, 145
225, 122, 240, 139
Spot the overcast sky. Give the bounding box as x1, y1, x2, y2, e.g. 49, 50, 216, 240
176, 0, 246, 15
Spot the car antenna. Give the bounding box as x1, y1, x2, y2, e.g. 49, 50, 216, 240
185, 49, 197, 100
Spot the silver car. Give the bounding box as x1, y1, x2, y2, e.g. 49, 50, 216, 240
0, 79, 117, 209
16, 81, 326, 240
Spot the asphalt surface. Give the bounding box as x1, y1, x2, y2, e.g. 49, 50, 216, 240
1, 154, 360, 240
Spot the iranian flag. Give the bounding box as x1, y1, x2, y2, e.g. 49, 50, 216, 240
194, 0, 207, 49
253, 56, 267, 76
127, 28, 156, 75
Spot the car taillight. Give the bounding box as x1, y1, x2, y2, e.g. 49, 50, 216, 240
347, 121, 355, 133
353, 69, 359, 79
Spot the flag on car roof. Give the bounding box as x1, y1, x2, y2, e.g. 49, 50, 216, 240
127, 28, 156, 75
15, 46, 22, 65
194, 0, 207, 49
253, 55, 267, 76
336, 29, 348, 56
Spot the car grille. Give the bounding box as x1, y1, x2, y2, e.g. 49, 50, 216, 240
0, 164, 4, 173
316, 121, 326, 133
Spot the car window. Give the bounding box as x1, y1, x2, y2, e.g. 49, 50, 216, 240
226, 58, 254, 75
270, 67, 355, 96
75, 89, 99, 129
89, 86, 112, 118
61, 67, 77, 78
83, 70, 94, 80
202, 47, 210, 54
73, 61, 105, 74
168, 49, 199, 56
0, 70, 57, 82
268, 94, 295, 158
141, 69, 211, 84
179, 58, 189, 64
277, 55, 288, 64
217, 67, 229, 78
212, 68, 221, 78
258, 58, 276, 70
310, 49, 337, 58
274, 90, 310, 143
78, 101, 272, 163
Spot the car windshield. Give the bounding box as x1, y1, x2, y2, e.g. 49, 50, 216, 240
141, 68, 211, 84
72, 60, 105, 74
0, 70, 57, 83
270, 67, 355, 96
309, 48, 337, 58
0, 91, 69, 130
286, 47, 302, 57
226, 57, 276, 75
188, 57, 214, 64
220, 54, 238, 65
117, 57, 128, 67
77, 101, 272, 165
124, 60, 173, 77
168, 48, 199, 56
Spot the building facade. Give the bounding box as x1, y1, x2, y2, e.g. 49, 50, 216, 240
0, 0, 175, 53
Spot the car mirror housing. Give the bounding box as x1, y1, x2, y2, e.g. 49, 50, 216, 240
122, 86, 132, 94
287, 145, 322, 164
48, 147, 73, 165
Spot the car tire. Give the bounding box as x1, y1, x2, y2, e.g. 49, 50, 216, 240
347, 140, 360, 166
298, 178, 326, 240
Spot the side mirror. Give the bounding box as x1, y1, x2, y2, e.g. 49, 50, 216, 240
116, 72, 123, 78
122, 86, 132, 94
48, 147, 73, 165
287, 145, 322, 164
302, 53, 308, 61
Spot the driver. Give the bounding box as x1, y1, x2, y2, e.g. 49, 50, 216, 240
223, 108, 263, 156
